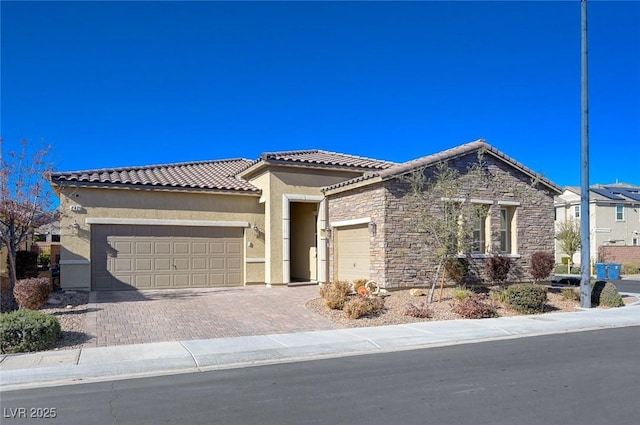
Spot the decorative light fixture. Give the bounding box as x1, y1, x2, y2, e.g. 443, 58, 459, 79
321, 226, 332, 238
252, 223, 259, 236
368, 221, 377, 236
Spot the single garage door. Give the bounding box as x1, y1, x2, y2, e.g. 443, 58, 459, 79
91, 225, 243, 290
334, 224, 370, 282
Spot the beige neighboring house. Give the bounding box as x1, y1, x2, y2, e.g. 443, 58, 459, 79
554, 184, 640, 266
49, 139, 561, 291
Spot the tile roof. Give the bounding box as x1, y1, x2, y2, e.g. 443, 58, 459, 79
260, 149, 396, 170
50, 159, 259, 192
324, 140, 562, 194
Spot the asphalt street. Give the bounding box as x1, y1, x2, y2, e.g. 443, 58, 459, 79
3, 326, 640, 425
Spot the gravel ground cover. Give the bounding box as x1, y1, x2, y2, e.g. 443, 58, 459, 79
306, 285, 638, 328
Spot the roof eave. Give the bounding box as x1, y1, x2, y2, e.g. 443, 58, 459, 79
323, 176, 383, 196
50, 180, 262, 196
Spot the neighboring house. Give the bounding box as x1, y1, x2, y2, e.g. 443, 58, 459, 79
554, 183, 640, 266
33, 218, 62, 268
49, 139, 561, 291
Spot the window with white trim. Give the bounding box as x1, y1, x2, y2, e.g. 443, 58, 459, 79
499, 207, 516, 254
616, 204, 624, 221
472, 205, 489, 254
574, 205, 580, 219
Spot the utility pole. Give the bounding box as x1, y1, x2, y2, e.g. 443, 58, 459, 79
580, 0, 592, 308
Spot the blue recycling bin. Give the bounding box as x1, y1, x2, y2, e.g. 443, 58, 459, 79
595, 263, 607, 279
608, 263, 621, 280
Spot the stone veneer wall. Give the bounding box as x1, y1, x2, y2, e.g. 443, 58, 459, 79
327, 151, 558, 288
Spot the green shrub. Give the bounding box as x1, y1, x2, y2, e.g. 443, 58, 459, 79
444, 257, 470, 285
505, 284, 548, 314
561, 287, 580, 301
452, 286, 470, 302
0, 309, 61, 353
489, 289, 509, 304
38, 251, 51, 268
485, 255, 512, 284
13, 278, 52, 310
343, 296, 384, 319
16, 251, 39, 279
531, 252, 555, 281
452, 294, 498, 319
592, 281, 624, 308
554, 264, 580, 274
402, 302, 432, 318
622, 262, 640, 275
319, 281, 352, 310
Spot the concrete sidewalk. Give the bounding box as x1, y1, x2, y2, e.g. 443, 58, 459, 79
2, 301, 639, 391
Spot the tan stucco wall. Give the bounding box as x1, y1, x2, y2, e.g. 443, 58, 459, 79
58, 186, 265, 289
249, 167, 358, 285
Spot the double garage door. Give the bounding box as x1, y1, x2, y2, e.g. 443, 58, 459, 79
91, 225, 243, 290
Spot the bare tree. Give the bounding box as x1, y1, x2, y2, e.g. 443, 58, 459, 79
556, 218, 581, 274
0, 138, 56, 310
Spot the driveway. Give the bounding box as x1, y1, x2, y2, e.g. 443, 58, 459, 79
85, 285, 339, 347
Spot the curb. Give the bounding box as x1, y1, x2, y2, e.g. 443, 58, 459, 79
2, 304, 639, 392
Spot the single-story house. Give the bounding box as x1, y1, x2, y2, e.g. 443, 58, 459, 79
49, 139, 561, 291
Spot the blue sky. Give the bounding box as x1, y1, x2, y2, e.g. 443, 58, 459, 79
1, 1, 639, 189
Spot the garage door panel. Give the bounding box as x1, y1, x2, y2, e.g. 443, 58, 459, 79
227, 257, 241, 269
210, 242, 225, 254
133, 275, 152, 289
154, 242, 171, 255
192, 258, 208, 270
154, 275, 172, 288
227, 272, 242, 285
227, 242, 241, 255
192, 242, 208, 254
114, 258, 132, 272
191, 274, 207, 286
135, 258, 152, 272
173, 258, 189, 270
92, 224, 244, 290
154, 258, 171, 271
174, 242, 190, 255
210, 273, 225, 285
174, 274, 190, 287
210, 258, 225, 270
114, 241, 133, 255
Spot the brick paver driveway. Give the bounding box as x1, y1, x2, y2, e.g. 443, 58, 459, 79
85, 285, 339, 347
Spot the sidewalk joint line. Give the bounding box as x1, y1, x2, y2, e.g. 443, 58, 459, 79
266, 335, 290, 347
179, 341, 202, 370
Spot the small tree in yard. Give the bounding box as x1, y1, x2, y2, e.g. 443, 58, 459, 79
485, 254, 512, 286
404, 148, 542, 302
530, 251, 555, 282
0, 138, 56, 311
556, 219, 581, 274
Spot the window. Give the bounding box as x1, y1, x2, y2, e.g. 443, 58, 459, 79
616, 205, 624, 221
633, 237, 639, 246
472, 205, 489, 254
574, 205, 580, 219
499, 207, 516, 254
